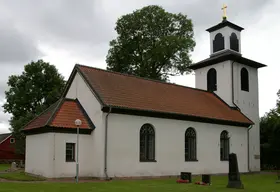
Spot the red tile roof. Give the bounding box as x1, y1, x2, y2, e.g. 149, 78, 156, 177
23, 98, 94, 131
75, 64, 253, 126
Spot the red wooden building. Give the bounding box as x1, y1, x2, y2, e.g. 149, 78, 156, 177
0, 133, 25, 162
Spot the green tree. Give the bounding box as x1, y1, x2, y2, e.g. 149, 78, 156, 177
3, 59, 66, 154
260, 89, 280, 170
106, 5, 196, 81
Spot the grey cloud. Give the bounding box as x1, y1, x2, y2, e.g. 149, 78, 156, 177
163, 0, 271, 37
0, 111, 11, 124
1, 0, 114, 47
1, 0, 271, 58
0, 17, 42, 64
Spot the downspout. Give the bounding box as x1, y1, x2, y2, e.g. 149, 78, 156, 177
231, 61, 239, 110
53, 133, 56, 177
104, 106, 112, 180
247, 125, 253, 172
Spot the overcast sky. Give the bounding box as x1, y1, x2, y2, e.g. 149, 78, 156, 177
0, 0, 278, 133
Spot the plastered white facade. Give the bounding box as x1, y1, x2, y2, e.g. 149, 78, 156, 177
106, 113, 248, 177
209, 26, 241, 56
25, 133, 54, 177
25, 133, 93, 178
194, 61, 260, 172
233, 63, 260, 171
195, 60, 234, 107
65, 71, 105, 177
25, 71, 106, 178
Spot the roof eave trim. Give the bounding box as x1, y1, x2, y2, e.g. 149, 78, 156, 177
206, 20, 244, 32
188, 54, 267, 70
102, 106, 253, 127
23, 126, 93, 135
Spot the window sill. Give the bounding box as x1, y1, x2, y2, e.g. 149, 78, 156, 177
140, 160, 157, 162
185, 159, 198, 162
66, 160, 76, 162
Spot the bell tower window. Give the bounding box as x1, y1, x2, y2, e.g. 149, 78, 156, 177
241, 67, 249, 92
230, 33, 239, 52
213, 33, 225, 53
207, 68, 217, 92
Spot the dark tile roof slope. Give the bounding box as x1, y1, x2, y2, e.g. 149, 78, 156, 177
75, 64, 253, 126
23, 98, 94, 131
0, 133, 11, 143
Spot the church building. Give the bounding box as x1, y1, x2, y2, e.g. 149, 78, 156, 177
22, 15, 266, 179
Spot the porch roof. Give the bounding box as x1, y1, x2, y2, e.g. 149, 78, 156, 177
23, 98, 95, 133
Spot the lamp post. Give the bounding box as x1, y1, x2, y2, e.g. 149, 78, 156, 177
75, 119, 82, 183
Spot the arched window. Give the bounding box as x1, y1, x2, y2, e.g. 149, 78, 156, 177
140, 124, 155, 161
220, 131, 230, 161
230, 33, 239, 52
241, 68, 249, 92
213, 33, 225, 53
185, 127, 197, 161
207, 68, 217, 92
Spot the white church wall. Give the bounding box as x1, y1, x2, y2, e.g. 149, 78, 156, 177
232, 62, 260, 172
195, 60, 234, 107
65, 71, 105, 177
209, 26, 241, 55
25, 133, 54, 177
52, 133, 93, 178
106, 113, 248, 177
25, 133, 94, 178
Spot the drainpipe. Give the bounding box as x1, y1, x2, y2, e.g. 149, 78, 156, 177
53, 133, 56, 178
247, 125, 253, 172
231, 61, 240, 110
104, 106, 112, 180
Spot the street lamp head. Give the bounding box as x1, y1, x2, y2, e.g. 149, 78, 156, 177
75, 119, 82, 126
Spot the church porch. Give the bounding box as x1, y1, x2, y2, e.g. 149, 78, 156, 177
22, 98, 95, 178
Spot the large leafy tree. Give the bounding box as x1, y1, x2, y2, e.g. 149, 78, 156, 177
3, 59, 66, 154
260, 89, 280, 170
106, 5, 196, 81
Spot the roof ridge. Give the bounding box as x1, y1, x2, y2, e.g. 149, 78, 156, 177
75, 64, 211, 94
45, 97, 65, 126
21, 99, 62, 131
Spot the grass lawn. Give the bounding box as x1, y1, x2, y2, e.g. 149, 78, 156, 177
0, 174, 280, 192
0, 171, 45, 181
0, 164, 9, 171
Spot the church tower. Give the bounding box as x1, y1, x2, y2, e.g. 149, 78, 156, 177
189, 6, 267, 172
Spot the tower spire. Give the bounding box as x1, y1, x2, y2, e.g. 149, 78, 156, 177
221, 4, 228, 21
